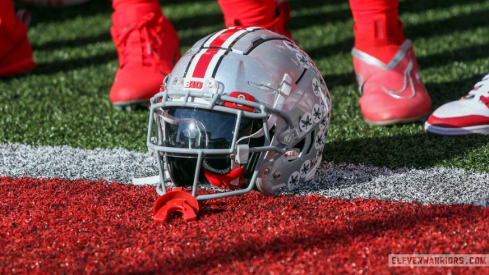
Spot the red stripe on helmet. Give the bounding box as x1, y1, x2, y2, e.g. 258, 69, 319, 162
208, 28, 243, 48
192, 49, 219, 78
191, 28, 244, 79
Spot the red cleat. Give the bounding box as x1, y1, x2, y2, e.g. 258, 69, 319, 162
110, 4, 181, 110
0, 13, 36, 78
352, 40, 431, 126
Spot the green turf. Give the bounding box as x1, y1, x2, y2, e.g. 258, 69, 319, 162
2, 0, 489, 172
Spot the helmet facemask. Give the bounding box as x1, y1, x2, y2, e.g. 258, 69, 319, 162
148, 89, 284, 199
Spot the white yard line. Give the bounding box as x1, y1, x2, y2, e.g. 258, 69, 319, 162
1, 143, 488, 206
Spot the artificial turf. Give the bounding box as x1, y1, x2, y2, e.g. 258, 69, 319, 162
2, 176, 489, 274
2, 0, 489, 172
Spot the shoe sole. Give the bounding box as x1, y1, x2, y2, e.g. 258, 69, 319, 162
364, 112, 430, 126
424, 122, 489, 136
112, 100, 150, 112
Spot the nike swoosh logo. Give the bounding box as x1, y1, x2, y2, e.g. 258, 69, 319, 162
382, 58, 416, 99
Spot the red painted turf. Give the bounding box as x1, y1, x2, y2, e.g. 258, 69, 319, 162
1, 176, 489, 274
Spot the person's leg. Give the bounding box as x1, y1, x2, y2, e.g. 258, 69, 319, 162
349, 0, 431, 125
217, 0, 293, 39
350, 0, 405, 63
110, 0, 180, 110
0, 0, 36, 77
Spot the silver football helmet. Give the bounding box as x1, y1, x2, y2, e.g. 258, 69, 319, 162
147, 27, 331, 202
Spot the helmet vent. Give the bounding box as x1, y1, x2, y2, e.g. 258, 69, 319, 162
306, 130, 315, 155
295, 68, 307, 85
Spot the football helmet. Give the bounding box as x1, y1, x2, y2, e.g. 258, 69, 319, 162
147, 27, 331, 204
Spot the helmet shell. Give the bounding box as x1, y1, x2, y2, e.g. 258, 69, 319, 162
149, 27, 331, 197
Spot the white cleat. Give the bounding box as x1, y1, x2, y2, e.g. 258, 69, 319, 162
425, 73, 489, 136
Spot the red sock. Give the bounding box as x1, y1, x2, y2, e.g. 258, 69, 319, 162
349, 0, 406, 63
0, 0, 17, 29
111, 0, 163, 32
112, 0, 159, 11
217, 0, 276, 27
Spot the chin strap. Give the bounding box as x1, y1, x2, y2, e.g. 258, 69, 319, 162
204, 167, 245, 189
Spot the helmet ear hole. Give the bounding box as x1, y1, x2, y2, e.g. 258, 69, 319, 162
293, 137, 305, 153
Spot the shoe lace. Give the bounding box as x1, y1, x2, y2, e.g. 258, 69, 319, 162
466, 73, 489, 103
114, 12, 163, 69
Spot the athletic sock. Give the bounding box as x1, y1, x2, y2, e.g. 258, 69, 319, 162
349, 0, 406, 64
112, 0, 159, 11
217, 0, 276, 27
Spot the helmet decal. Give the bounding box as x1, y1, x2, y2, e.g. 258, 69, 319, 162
300, 160, 311, 178
316, 147, 324, 158
287, 171, 300, 190
299, 112, 313, 132
319, 116, 327, 132
312, 78, 322, 96
283, 40, 300, 52
315, 132, 325, 150
296, 53, 311, 69
183, 78, 204, 91
312, 104, 323, 123
223, 91, 257, 111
